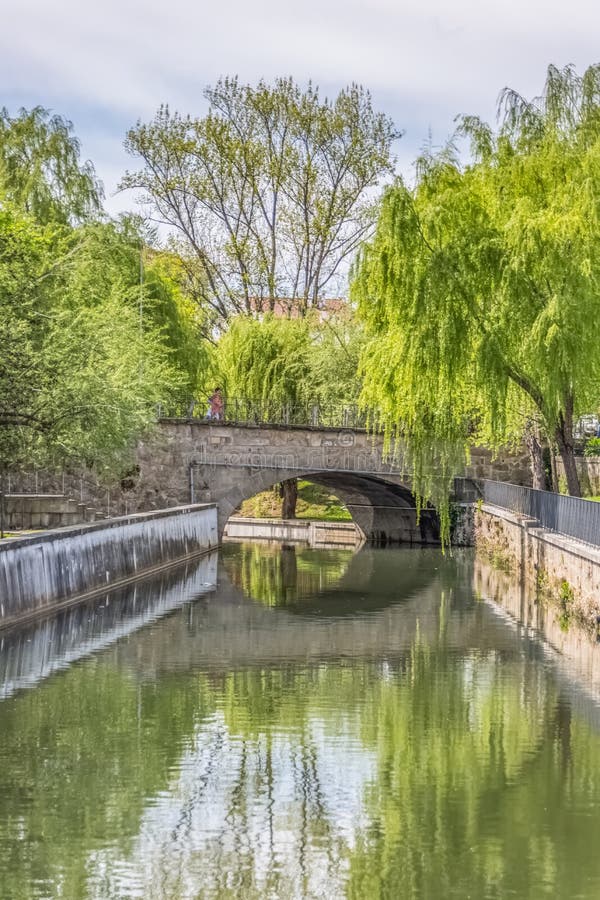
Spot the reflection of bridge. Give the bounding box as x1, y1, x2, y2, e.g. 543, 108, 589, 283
132, 421, 530, 544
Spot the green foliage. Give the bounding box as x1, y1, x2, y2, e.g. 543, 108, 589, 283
143, 251, 209, 394
558, 578, 575, 631
123, 78, 399, 328
216, 314, 312, 406
352, 64, 600, 539
584, 437, 600, 457
0, 106, 102, 224
0, 205, 182, 475
306, 307, 366, 407
0, 106, 209, 476
57, 218, 209, 394
294, 480, 353, 520
214, 308, 364, 412
237, 480, 352, 521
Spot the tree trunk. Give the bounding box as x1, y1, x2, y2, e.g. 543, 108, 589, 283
525, 421, 546, 491
280, 478, 298, 519
554, 402, 581, 496
280, 544, 298, 597
549, 446, 559, 493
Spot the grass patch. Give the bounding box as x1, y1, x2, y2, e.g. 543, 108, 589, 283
0, 529, 41, 540
237, 480, 352, 521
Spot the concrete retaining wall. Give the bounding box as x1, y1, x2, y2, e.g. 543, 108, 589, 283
474, 503, 600, 630
2, 494, 83, 530
0, 504, 217, 628
223, 516, 361, 547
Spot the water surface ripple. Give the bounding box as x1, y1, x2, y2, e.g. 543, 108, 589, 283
1, 543, 600, 899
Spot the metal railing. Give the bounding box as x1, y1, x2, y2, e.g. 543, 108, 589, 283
483, 480, 600, 548
157, 397, 370, 430
3, 470, 136, 519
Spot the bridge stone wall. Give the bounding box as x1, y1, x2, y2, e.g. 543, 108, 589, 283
7, 421, 531, 545
127, 421, 531, 544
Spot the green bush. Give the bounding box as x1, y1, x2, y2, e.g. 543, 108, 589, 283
584, 437, 600, 457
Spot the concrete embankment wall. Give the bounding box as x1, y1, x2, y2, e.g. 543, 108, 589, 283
474, 503, 600, 630
0, 504, 217, 628
223, 516, 361, 547
3, 494, 82, 530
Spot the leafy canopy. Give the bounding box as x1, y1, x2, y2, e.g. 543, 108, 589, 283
0, 205, 183, 475
0, 105, 212, 477
214, 309, 364, 416
0, 106, 102, 225
352, 63, 600, 534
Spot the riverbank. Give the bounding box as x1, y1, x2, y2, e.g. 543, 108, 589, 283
474, 502, 600, 633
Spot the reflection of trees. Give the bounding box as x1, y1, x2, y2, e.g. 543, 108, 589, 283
94, 651, 600, 899
222, 541, 353, 607
0, 663, 212, 900
4, 572, 600, 898
346, 643, 600, 899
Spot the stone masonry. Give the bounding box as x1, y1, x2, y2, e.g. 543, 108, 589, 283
6, 421, 532, 544
130, 421, 531, 542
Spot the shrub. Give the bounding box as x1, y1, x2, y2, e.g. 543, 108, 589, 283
584, 437, 600, 457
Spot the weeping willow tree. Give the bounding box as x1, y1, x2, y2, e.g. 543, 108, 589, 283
215, 315, 313, 516
215, 314, 313, 408
215, 311, 364, 516
352, 64, 600, 537
215, 310, 364, 408
0, 106, 102, 225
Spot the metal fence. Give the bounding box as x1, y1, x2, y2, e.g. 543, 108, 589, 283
157, 397, 371, 430
483, 479, 600, 548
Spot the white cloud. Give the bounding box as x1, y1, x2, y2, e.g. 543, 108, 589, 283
2, 0, 599, 215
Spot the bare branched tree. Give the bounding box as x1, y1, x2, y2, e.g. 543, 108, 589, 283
122, 78, 400, 328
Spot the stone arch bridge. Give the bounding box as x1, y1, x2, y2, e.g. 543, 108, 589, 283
130, 420, 530, 544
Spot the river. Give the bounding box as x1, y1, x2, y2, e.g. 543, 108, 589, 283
1, 541, 600, 899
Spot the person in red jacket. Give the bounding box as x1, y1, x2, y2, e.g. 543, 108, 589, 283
208, 387, 224, 421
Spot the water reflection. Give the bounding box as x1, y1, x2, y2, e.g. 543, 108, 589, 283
474, 554, 600, 724
1, 544, 600, 899
221, 541, 354, 607
0, 553, 217, 700
221, 541, 440, 616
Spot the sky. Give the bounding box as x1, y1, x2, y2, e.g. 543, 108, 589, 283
2, 0, 599, 217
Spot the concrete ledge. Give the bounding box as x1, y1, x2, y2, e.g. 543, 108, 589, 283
482, 502, 600, 565
476, 503, 600, 629
224, 516, 361, 547
0, 504, 217, 628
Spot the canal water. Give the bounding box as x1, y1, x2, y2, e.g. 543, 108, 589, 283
2, 542, 600, 899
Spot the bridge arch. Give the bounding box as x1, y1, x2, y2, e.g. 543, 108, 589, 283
211, 467, 439, 545
130, 421, 519, 544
